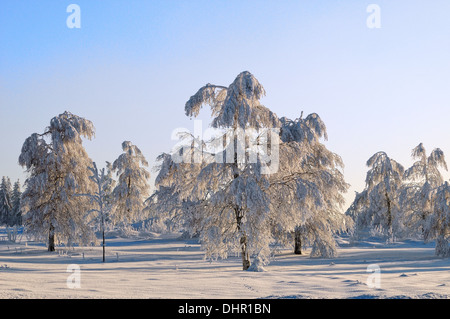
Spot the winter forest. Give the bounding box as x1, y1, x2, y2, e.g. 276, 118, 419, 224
2, 2, 450, 300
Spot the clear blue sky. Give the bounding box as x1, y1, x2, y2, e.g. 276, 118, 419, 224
1, 0, 450, 209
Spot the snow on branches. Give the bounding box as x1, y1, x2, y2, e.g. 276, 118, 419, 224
426, 181, 450, 257
346, 151, 405, 241
347, 143, 450, 257
19, 111, 96, 251
111, 141, 150, 224
150, 71, 350, 270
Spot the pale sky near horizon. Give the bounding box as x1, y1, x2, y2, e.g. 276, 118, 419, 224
1, 0, 450, 209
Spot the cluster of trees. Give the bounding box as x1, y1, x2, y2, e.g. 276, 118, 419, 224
17, 72, 351, 270
346, 144, 450, 257
15, 71, 450, 269
0, 176, 22, 227
18, 112, 150, 260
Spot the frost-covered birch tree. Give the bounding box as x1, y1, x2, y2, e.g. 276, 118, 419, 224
346, 151, 404, 241
268, 114, 350, 257
400, 143, 447, 238
425, 181, 450, 257
145, 153, 203, 234
111, 141, 150, 225
151, 71, 349, 270
80, 162, 115, 262
19, 111, 95, 251
181, 71, 281, 270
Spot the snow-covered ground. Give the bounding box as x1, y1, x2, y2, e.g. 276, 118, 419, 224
0, 232, 448, 299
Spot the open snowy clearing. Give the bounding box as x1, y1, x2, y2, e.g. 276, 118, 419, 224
0, 233, 448, 299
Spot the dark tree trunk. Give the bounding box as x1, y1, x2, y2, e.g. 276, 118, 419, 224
101, 211, 106, 262
385, 192, 393, 241
102, 229, 106, 263
240, 235, 251, 270
294, 227, 302, 255
235, 206, 251, 271
48, 223, 55, 252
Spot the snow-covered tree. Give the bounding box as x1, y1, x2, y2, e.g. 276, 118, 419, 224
0, 177, 12, 225
80, 162, 115, 262
185, 72, 279, 130
153, 71, 350, 269
425, 181, 450, 257
10, 180, 22, 226
345, 189, 369, 240
145, 153, 202, 234
0, 178, 22, 227
346, 151, 404, 241
268, 113, 350, 257
172, 71, 282, 269
400, 143, 447, 238
19, 111, 96, 251
111, 141, 150, 224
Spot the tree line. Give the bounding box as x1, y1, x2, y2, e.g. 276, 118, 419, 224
14, 71, 450, 269
0, 177, 22, 227
18, 117, 150, 260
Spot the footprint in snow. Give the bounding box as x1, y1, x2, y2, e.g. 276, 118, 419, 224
399, 273, 418, 277
343, 279, 364, 286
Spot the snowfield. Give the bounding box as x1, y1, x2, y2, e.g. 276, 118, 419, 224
0, 232, 448, 299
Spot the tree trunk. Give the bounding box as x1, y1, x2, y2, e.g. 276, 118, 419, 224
294, 227, 302, 255
102, 229, 106, 263
240, 235, 251, 270
48, 223, 55, 252
231, 130, 252, 271
101, 212, 106, 262
232, 135, 252, 270
236, 207, 251, 270
385, 193, 393, 241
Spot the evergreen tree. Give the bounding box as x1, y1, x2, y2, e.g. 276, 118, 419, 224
10, 180, 22, 226
0, 177, 12, 225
